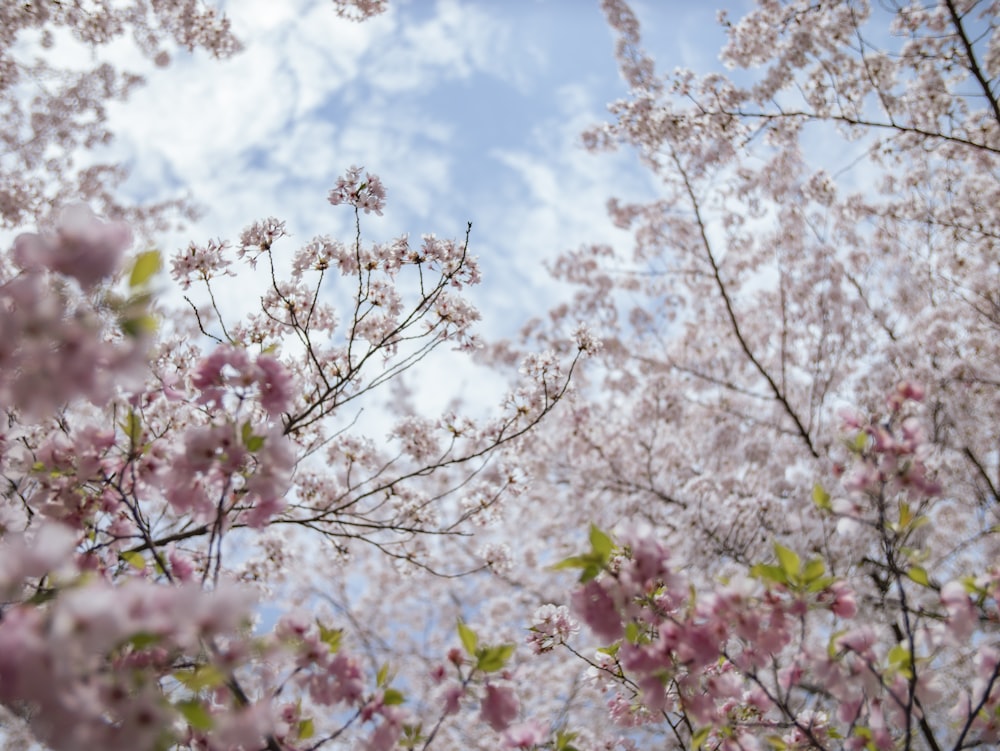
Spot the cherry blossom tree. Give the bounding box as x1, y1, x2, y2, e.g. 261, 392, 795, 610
0, 0, 242, 232
491, 0, 1000, 749
5, 0, 1000, 750
0, 155, 595, 751
0, 3, 583, 749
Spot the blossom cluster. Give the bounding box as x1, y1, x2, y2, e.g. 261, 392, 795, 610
327, 165, 387, 216
545, 387, 1000, 750
1, 206, 148, 415
0, 569, 256, 751
0, 153, 596, 751
330, 0, 389, 22
1, 0, 240, 229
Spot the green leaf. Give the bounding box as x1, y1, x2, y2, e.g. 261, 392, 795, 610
898, 502, 913, 529
122, 313, 159, 337
625, 621, 641, 644
806, 576, 836, 594
382, 688, 405, 706
828, 629, 848, 658
402, 724, 426, 745
750, 563, 788, 585
297, 718, 314, 740
241, 422, 265, 451
120, 550, 146, 570
130, 250, 162, 288
812, 483, 831, 511
174, 664, 226, 692
555, 730, 579, 751
766, 736, 788, 750
578, 563, 603, 583
27, 588, 58, 606
552, 552, 605, 583
376, 662, 389, 687
317, 622, 342, 654
888, 643, 912, 676
803, 557, 825, 584
125, 631, 161, 650
907, 566, 930, 586
854, 725, 874, 749
476, 643, 515, 673
457, 620, 478, 656
774, 543, 801, 578
120, 409, 142, 445
177, 699, 213, 731
551, 555, 588, 571
691, 726, 711, 749
589, 524, 614, 560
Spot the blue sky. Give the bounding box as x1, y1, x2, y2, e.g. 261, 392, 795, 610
91, 0, 747, 409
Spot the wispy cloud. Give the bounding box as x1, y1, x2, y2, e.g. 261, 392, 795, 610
91, 0, 723, 337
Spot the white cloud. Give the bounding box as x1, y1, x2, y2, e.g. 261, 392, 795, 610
5, 0, 748, 436
365, 0, 522, 93
83, 0, 732, 347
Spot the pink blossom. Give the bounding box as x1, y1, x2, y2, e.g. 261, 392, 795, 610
571, 580, 623, 644
440, 682, 464, 715
527, 604, 579, 653
941, 581, 976, 642
256, 355, 294, 415
328, 166, 386, 215
191, 345, 251, 403
480, 681, 520, 731
502, 720, 546, 749
170, 238, 233, 289
887, 381, 925, 411
619, 523, 672, 589
331, 0, 387, 21
366, 706, 406, 751
835, 626, 877, 658
211, 702, 273, 751
675, 621, 723, 667
636, 674, 668, 712
0, 523, 77, 594
327, 652, 365, 706
13, 205, 132, 290
828, 581, 858, 619
167, 547, 196, 582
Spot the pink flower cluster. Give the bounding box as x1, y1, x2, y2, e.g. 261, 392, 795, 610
832, 381, 942, 521
331, 0, 388, 22
526, 604, 579, 654
328, 165, 387, 215
0, 575, 255, 751
192, 344, 295, 417
12, 205, 132, 290
170, 238, 234, 290
480, 681, 520, 731
155, 346, 298, 527
562, 524, 872, 746
275, 614, 409, 751
541, 381, 1000, 748
2, 207, 147, 416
